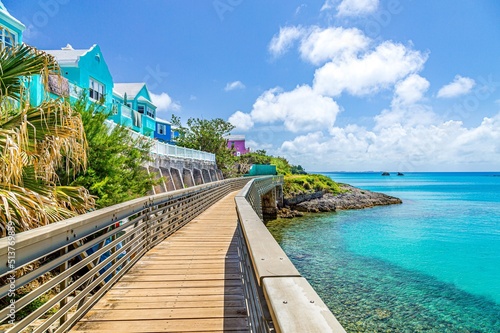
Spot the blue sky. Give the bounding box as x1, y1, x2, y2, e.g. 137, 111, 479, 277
6, 0, 500, 171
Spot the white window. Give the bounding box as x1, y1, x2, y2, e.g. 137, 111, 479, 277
89, 78, 105, 101
137, 105, 145, 114
158, 124, 167, 135
146, 106, 155, 118
0, 27, 16, 49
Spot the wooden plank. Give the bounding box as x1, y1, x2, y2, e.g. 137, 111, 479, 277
70, 191, 248, 333
99, 294, 245, 303
80, 307, 247, 321
105, 286, 243, 297
72, 318, 248, 332
92, 300, 246, 310
112, 280, 242, 289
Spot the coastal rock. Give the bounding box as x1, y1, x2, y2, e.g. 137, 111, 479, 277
278, 184, 402, 217
331, 184, 402, 210
283, 191, 324, 206
295, 196, 336, 212
279, 207, 305, 218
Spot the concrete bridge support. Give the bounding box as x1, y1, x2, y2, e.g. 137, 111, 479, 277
202, 169, 211, 183
170, 167, 184, 190
182, 168, 195, 188
148, 166, 167, 194
193, 168, 204, 185
160, 167, 175, 191
148, 155, 223, 190
261, 185, 283, 221
209, 169, 217, 182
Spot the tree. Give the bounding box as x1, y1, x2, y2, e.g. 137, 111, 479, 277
171, 116, 235, 172
59, 97, 157, 208
0, 44, 94, 236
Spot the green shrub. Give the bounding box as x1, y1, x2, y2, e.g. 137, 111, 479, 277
283, 174, 342, 198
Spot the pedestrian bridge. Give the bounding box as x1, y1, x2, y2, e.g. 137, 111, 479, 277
0, 177, 346, 332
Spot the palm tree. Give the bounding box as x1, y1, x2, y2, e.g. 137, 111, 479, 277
0, 44, 95, 237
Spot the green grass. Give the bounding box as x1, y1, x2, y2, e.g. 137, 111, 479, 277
283, 174, 343, 198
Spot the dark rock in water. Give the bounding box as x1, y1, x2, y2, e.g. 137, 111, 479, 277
381, 172, 390, 176
397, 172, 404, 176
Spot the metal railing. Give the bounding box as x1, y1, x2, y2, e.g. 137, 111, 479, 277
235, 176, 347, 333
104, 120, 216, 162
0, 178, 250, 333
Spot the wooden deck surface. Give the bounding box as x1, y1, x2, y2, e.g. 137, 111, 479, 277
71, 191, 249, 333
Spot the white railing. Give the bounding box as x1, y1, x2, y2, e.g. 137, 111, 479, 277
104, 120, 216, 162
120, 104, 132, 119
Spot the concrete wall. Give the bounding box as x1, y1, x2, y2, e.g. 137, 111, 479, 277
145, 155, 223, 193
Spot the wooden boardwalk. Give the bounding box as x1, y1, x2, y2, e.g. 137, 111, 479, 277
71, 192, 249, 333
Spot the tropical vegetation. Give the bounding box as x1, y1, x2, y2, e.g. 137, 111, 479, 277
171, 115, 235, 174
0, 44, 94, 237
59, 97, 157, 208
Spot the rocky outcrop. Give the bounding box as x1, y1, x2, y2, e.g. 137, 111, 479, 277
283, 191, 325, 206
279, 184, 402, 218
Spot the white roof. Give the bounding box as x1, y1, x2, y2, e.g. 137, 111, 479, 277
225, 135, 245, 141
44, 44, 95, 66
137, 96, 154, 105
113, 83, 145, 99
0, 1, 25, 31
155, 117, 171, 125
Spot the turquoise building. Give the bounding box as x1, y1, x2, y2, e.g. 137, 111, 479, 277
44, 44, 114, 110
112, 83, 157, 138
0, 1, 24, 49
0, 1, 182, 145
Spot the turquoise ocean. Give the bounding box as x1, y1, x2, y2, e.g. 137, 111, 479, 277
267, 172, 500, 332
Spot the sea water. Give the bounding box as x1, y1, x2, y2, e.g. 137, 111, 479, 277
267, 172, 500, 332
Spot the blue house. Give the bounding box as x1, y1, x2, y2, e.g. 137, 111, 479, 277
154, 118, 180, 144
112, 83, 157, 138
0, 1, 24, 49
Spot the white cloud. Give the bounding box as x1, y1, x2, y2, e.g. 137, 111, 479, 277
313, 41, 428, 97
228, 111, 254, 131
299, 26, 370, 65
320, 0, 336, 11
150, 92, 181, 112
269, 26, 305, 57
336, 0, 379, 16
249, 85, 341, 132
392, 74, 430, 107
280, 112, 500, 171
295, 4, 307, 15
224, 80, 246, 91
437, 75, 476, 98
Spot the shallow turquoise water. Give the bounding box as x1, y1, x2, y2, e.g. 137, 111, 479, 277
267, 172, 500, 332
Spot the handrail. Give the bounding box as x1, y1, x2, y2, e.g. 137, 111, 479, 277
104, 120, 216, 162
0, 177, 250, 333
235, 176, 347, 333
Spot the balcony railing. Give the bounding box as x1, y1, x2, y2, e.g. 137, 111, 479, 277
120, 104, 132, 119
104, 120, 216, 162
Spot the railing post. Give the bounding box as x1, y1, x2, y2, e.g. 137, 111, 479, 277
59, 246, 68, 325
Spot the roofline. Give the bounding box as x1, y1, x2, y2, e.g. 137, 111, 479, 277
113, 82, 147, 99
43, 44, 97, 67
0, 3, 26, 31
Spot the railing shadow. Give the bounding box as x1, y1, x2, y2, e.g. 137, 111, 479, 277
224, 227, 250, 332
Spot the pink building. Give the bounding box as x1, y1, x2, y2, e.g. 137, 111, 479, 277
225, 135, 250, 156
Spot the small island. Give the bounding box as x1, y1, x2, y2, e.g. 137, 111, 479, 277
279, 174, 402, 218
